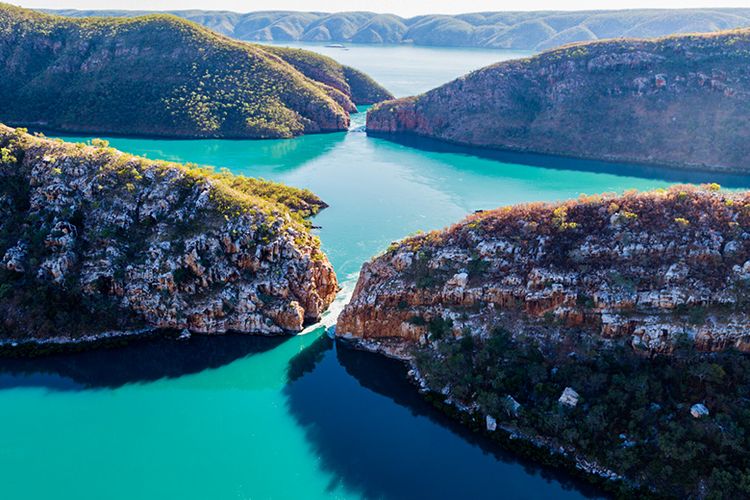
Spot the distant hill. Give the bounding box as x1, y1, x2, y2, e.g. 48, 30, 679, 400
367, 29, 750, 173
0, 5, 392, 139
48, 8, 750, 51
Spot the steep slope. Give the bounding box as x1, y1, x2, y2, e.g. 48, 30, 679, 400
0, 125, 338, 349
261, 45, 393, 105
0, 5, 390, 139
49, 8, 750, 50
367, 30, 750, 173
337, 186, 750, 497
339, 186, 750, 354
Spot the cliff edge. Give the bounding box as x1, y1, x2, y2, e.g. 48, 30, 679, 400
337, 186, 750, 497
0, 125, 338, 346
339, 186, 750, 354
367, 30, 750, 173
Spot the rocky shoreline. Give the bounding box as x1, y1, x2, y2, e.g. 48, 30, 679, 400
367, 30, 750, 174
366, 129, 750, 176
336, 185, 750, 497
336, 334, 633, 496
0, 125, 338, 345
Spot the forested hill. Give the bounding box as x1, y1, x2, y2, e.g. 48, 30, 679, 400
367, 29, 750, 173
0, 5, 391, 139
48, 8, 750, 51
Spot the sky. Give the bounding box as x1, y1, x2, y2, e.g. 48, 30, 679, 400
14, 0, 750, 17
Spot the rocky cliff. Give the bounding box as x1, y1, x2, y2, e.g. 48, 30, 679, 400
337, 186, 750, 497
338, 186, 750, 355
0, 5, 391, 139
0, 125, 338, 347
367, 30, 750, 173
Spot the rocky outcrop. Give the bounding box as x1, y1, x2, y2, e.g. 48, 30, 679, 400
0, 125, 338, 346
0, 5, 391, 139
338, 186, 750, 355
367, 30, 750, 173
337, 186, 750, 498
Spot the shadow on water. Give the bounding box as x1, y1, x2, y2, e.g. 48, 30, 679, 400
369, 132, 750, 189
36, 128, 349, 176
284, 336, 607, 500
0, 334, 289, 391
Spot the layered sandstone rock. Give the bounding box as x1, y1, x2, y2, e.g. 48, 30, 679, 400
338, 186, 750, 355
0, 125, 338, 345
367, 30, 750, 173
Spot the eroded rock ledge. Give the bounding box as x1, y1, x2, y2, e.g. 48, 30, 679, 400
337, 186, 750, 496
0, 125, 338, 346
367, 30, 750, 173
338, 185, 750, 355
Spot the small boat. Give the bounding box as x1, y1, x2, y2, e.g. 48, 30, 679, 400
325, 43, 346, 48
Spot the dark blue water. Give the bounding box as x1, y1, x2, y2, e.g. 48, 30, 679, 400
2, 43, 744, 500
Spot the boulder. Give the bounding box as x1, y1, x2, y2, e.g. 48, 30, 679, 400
690, 403, 710, 418
559, 387, 580, 408
485, 415, 497, 432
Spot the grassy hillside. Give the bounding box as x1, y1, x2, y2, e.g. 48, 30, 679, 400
262, 45, 393, 105
0, 5, 391, 139
367, 29, 750, 173
49, 8, 750, 51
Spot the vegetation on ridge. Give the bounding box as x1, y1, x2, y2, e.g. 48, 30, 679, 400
367, 29, 750, 173
48, 8, 750, 51
0, 4, 391, 139
0, 124, 335, 342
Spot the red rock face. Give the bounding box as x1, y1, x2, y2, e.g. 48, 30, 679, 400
337, 187, 750, 355
367, 31, 750, 173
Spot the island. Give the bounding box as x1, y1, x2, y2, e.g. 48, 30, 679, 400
367, 29, 750, 173
338, 186, 750, 497
0, 124, 338, 352
0, 4, 392, 139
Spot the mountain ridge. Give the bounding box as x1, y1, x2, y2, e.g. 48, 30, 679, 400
0, 4, 392, 139
47, 8, 750, 51
366, 28, 750, 173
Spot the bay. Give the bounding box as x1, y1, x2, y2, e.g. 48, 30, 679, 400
1, 43, 743, 500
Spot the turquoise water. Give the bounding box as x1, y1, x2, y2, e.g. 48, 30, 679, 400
1, 46, 745, 500
261, 42, 531, 97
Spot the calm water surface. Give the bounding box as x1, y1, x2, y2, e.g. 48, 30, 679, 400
1, 44, 743, 500
261, 42, 532, 97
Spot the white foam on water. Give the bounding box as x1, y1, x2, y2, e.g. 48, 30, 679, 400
299, 272, 359, 335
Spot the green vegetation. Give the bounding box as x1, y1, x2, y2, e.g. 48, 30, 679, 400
415, 328, 750, 498
0, 125, 328, 340
367, 29, 750, 173
0, 4, 390, 139
50, 8, 750, 51
263, 46, 392, 105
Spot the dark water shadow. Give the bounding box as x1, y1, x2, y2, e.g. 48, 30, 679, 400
368, 132, 750, 189
0, 333, 289, 391
284, 336, 607, 500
